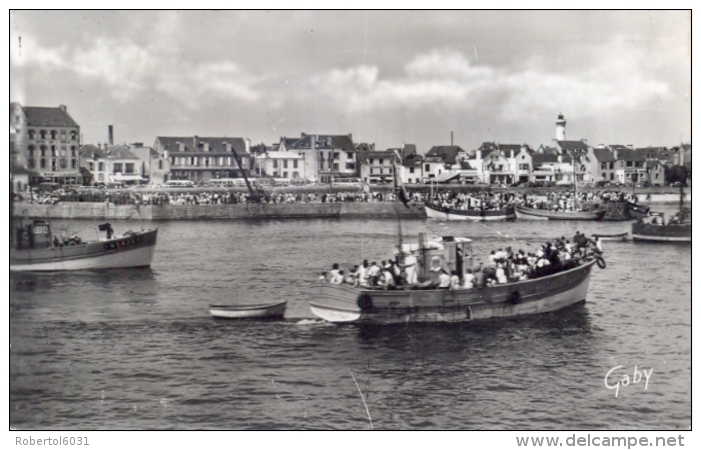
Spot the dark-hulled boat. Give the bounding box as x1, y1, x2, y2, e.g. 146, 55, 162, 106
631, 185, 691, 243
309, 233, 602, 325
424, 201, 514, 221
10, 219, 158, 271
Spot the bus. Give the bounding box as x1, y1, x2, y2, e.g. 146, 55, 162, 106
333, 177, 361, 187
165, 180, 196, 188
208, 178, 259, 188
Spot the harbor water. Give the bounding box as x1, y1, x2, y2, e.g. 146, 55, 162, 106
10, 209, 691, 430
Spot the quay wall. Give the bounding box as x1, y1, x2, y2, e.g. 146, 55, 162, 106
14, 202, 428, 220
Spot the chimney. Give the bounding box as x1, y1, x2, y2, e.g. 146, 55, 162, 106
451, 131, 454, 146
164, 150, 169, 160
59, 104, 67, 112
108, 125, 114, 145
225, 141, 232, 153
476, 149, 482, 160
203, 142, 210, 152
177, 141, 184, 152
245, 138, 251, 153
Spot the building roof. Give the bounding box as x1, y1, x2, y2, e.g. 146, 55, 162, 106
80, 144, 139, 160
532, 154, 559, 166
263, 151, 303, 159
21, 105, 79, 128
593, 148, 616, 162
557, 140, 589, 153
426, 145, 467, 164
155, 136, 247, 154
616, 148, 646, 162
538, 145, 559, 155
287, 133, 356, 152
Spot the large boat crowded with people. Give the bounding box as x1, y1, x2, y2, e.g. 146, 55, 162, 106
310, 231, 606, 325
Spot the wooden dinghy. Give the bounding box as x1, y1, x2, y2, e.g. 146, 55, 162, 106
209, 301, 287, 319
592, 232, 629, 242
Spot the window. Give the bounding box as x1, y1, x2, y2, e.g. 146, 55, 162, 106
51, 145, 56, 156
51, 160, 56, 171
28, 129, 35, 140
89, 162, 94, 171
283, 160, 288, 169
293, 160, 298, 169
626, 173, 631, 178
28, 159, 35, 169
369, 158, 374, 164
70, 130, 77, 140
655, 173, 660, 180
113, 163, 123, 174
61, 129, 66, 138
71, 146, 76, 157
345, 162, 355, 170
379, 168, 383, 174
40, 159, 47, 168
425, 164, 430, 172
159, 160, 163, 170
60, 148, 66, 157
610, 173, 614, 180
40, 130, 47, 139
410, 167, 415, 173
283, 171, 288, 178
333, 152, 339, 160
626, 161, 632, 167
609, 162, 615, 170
125, 163, 135, 174
519, 163, 529, 170
98, 162, 104, 171
71, 159, 77, 169
50, 130, 57, 139
346, 152, 353, 159
379, 158, 384, 165
27, 145, 35, 157
601, 163, 607, 170
273, 160, 278, 169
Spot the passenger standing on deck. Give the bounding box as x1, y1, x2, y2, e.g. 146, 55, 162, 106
367, 261, 382, 286
438, 270, 452, 289
358, 260, 369, 287
403, 252, 417, 285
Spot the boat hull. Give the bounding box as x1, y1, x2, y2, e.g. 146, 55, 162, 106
631, 222, 691, 242
10, 229, 158, 271
424, 203, 514, 221
209, 301, 287, 319
592, 233, 629, 242
515, 205, 604, 221
310, 260, 595, 324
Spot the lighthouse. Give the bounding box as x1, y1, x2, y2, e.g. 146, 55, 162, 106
556, 113, 566, 141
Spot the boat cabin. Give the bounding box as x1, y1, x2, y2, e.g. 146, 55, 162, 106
399, 233, 473, 284
14, 219, 54, 251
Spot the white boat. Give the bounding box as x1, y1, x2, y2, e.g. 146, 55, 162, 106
515, 205, 605, 221
209, 301, 287, 319
10, 219, 158, 271
592, 232, 629, 242
424, 202, 514, 221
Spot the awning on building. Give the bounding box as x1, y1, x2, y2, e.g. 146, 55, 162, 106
433, 172, 461, 183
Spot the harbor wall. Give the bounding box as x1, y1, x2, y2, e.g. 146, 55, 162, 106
14, 202, 426, 220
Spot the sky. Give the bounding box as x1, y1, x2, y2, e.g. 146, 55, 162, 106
8, 10, 692, 153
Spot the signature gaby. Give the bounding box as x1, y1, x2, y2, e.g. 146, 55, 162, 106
605, 365, 652, 398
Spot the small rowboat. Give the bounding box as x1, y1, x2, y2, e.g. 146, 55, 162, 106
592, 232, 629, 242
209, 301, 287, 319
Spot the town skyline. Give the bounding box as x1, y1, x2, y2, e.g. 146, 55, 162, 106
10, 11, 691, 151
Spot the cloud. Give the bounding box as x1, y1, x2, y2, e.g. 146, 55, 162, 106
10, 29, 264, 107
303, 46, 672, 121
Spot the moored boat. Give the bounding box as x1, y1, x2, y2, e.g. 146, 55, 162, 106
632, 185, 691, 243
310, 233, 604, 325
424, 201, 514, 221
209, 301, 287, 319
592, 232, 629, 242
10, 219, 158, 271
515, 205, 605, 221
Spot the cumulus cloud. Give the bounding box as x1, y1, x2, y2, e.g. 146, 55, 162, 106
11, 29, 264, 107
304, 46, 671, 121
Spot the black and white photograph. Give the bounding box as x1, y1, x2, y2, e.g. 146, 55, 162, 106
8, 8, 692, 440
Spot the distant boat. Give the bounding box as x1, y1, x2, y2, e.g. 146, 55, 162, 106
514, 205, 605, 221
10, 219, 158, 271
592, 232, 629, 242
209, 301, 287, 319
424, 201, 514, 221
632, 185, 691, 243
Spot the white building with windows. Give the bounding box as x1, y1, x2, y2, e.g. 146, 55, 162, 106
80, 144, 144, 185
259, 151, 305, 179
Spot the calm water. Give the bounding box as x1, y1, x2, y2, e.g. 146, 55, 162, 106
10, 209, 691, 430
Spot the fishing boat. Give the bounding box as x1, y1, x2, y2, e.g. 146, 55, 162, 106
631, 185, 691, 243
625, 200, 651, 220
209, 301, 287, 319
424, 201, 514, 221
310, 231, 604, 325
10, 219, 158, 271
514, 205, 605, 221
592, 232, 629, 242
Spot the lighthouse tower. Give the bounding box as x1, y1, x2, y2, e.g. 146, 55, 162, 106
555, 113, 566, 141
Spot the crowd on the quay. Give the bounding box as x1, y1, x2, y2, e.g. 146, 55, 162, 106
16, 185, 645, 210
319, 231, 604, 291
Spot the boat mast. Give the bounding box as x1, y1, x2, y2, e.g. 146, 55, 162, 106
231, 147, 262, 203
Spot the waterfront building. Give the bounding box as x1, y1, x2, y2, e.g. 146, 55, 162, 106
10, 103, 82, 186
127, 143, 171, 185
80, 144, 145, 185
278, 133, 357, 183
259, 151, 306, 179
423, 145, 469, 182
153, 136, 252, 183
592, 147, 618, 183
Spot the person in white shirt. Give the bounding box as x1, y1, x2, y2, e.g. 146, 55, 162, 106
450, 271, 461, 290
403, 253, 417, 285
331, 270, 345, 284
438, 270, 452, 289
358, 260, 369, 287
462, 269, 475, 289
495, 264, 507, 284
367, 261, 382, 286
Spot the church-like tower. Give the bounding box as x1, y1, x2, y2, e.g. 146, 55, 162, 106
556, 113, 566, 141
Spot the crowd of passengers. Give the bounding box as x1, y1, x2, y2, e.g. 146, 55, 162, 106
319, 231, 604, 290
